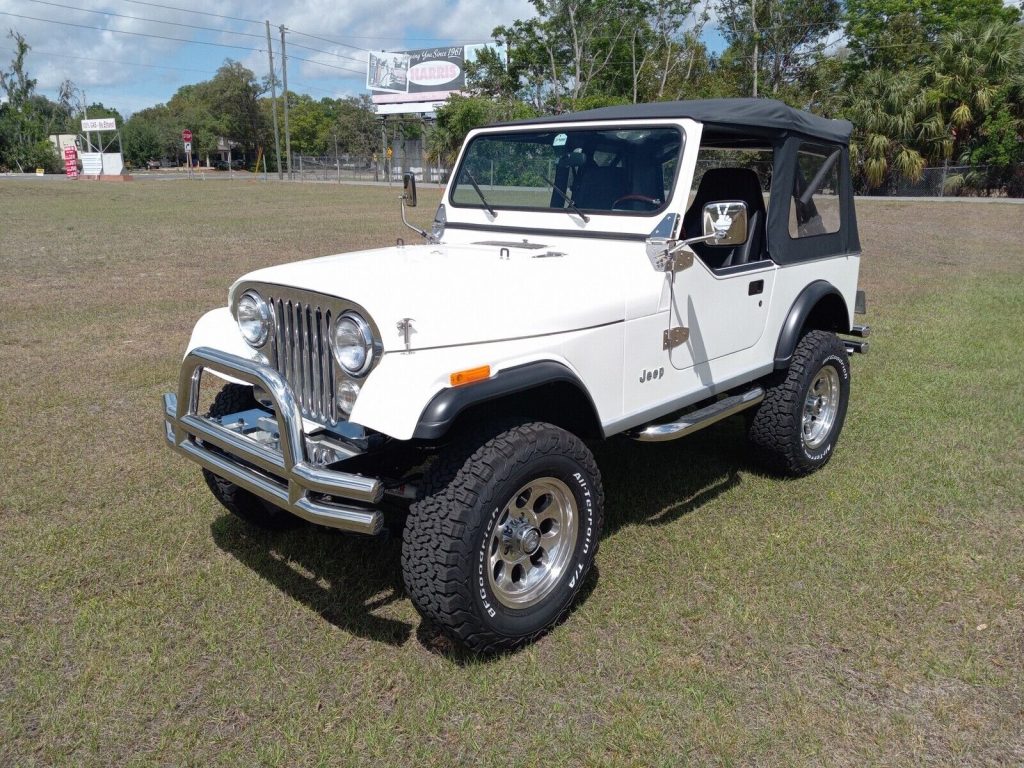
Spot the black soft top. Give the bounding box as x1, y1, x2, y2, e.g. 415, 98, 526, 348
506, 98, 852, 145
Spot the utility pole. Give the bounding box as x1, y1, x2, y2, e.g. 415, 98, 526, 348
280, 25, 292, 180
82, 89, 92, 151
380, 117, 388, 184
265, 21, 283, 180
333, 127, 340, 183
751, 0, 759, 98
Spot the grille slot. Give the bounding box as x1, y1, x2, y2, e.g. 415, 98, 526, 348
270, 296, 337, 425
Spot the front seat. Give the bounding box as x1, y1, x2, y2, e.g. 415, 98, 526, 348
572, 162, 626, 210
682, 168, 766, 269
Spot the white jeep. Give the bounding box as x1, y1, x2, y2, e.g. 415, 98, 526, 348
163, 98, 869, 653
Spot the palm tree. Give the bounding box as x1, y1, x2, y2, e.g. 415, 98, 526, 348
844, 68, 929, 192
919, 19, 1024, 167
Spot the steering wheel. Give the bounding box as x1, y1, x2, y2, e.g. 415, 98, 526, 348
612, 194, 660, 210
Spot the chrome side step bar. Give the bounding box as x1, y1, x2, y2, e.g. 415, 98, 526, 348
844, 339, 869, 355
629, 387, 765, 443
849, 324, 870, 338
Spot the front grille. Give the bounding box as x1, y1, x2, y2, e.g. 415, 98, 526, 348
267, 294, 338, 425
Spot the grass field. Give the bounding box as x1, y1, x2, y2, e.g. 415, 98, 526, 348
1, 180, 1022, 766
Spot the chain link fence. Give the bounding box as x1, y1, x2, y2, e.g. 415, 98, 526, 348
282, 153, 1022, 197
287, 150, 448, 185
888, 164, 1024, 197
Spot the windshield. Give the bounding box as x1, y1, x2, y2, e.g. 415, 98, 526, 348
449, 126, 683, 215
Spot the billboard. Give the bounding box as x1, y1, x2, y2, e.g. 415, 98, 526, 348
367, 44, 501, 115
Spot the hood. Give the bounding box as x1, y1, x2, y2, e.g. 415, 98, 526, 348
234, 241, 628, 352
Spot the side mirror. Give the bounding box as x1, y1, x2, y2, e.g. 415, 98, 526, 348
701, 201, 747, 245
402, 172, 417, 207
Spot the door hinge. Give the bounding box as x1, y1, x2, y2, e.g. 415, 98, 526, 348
663, 326, 689, 350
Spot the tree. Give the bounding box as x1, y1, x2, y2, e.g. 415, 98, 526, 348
124, 104, 180, 165
167, 84, 218, 162
917, 19, 1024, 167
288, 94, 333, 155
716, 0, 843, 98
844, 0, 1020, 74
204, 60, 267, 157
334, 96, 378, 158
0, 31, 61, 172
427, 95, 537, 170
844, 67, 928, 191
631, 0, 709, 102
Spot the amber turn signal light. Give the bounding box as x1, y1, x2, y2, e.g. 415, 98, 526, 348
450, 365, 491, 387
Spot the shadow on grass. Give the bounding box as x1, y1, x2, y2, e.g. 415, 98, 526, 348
210, 416, 754, 658
594, 417, 750, 536
210, 514, 412, 646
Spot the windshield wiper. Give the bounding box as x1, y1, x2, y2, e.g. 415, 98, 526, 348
462, 169, 497, 218
541, 173, 590, 223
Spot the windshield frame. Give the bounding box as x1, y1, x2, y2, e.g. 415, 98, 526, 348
447, 123, 686, 219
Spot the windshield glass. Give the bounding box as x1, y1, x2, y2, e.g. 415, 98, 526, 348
449, 126, 683, 215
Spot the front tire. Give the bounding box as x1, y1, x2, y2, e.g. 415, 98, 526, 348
748, 330, 851, 476
201, 384, 302, 531
402, 422, 604, 653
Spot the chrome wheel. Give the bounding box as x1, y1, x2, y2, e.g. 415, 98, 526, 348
487, 477, 578, 610
802, 365, 840, 450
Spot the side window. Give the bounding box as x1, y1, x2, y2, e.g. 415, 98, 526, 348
789, 145, 842, 238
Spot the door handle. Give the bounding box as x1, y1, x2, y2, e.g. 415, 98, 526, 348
748, 279, 764, 296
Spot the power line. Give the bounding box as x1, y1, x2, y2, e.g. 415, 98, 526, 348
22, 1, 375, 70
285, 28, 372, 54
286, 39, 367, 66
287, 27, 493, 46
114, 0, 263, 26
0, 10, 265, 52
25, 0, 266, 40
1, 45, 215, 75
286, 53, 366, 78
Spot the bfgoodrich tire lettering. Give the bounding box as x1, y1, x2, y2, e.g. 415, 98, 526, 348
402, 422, 604, 653
748, 330, 850, 476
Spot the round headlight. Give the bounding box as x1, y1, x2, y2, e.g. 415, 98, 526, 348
237, 291, 271, 347
332, 313, 374, 376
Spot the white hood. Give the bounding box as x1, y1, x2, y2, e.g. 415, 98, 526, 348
234, 242, 629, 351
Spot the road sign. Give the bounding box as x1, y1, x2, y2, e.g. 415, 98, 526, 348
182, 129, 193, 142
386, 146, 393, 158
184, 141, 192, 152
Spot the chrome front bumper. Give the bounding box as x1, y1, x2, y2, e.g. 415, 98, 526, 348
163, 346, 384, 535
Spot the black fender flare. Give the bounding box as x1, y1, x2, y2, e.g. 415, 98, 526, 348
412, 360, 602, 440
774, 280, 850, 369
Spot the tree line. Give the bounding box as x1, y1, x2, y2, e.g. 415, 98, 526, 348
0, 32, 381, 173
434, 0, 1024, 195
4, 0, 1023, 195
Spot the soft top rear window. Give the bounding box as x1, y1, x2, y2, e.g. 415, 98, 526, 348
449, 126, 683, 216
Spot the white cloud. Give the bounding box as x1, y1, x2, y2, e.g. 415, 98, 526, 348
0, 0, 536, 112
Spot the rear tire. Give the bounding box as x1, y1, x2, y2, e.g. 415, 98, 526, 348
201, 384, 302, 531
748, 330, 850, 476
402, 422, 603, 653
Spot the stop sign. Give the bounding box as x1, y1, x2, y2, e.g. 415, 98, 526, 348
182, 129, 192, 142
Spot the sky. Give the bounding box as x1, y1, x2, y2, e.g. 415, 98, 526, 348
0, 0, 537, 115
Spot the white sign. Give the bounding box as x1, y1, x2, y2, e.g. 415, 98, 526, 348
81, 118, 117, 132
183, 141, 192, 152
79, 152, 124, 176
80, 152, 103, 175
408, 60, 461, 87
